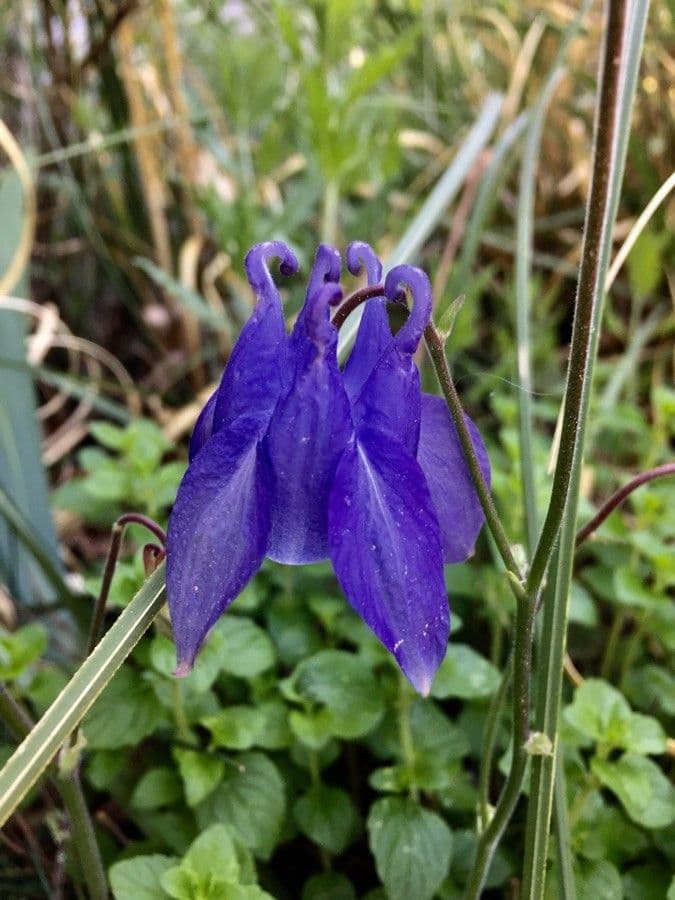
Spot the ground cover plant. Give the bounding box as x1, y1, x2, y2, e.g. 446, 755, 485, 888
0, 1, 673, 898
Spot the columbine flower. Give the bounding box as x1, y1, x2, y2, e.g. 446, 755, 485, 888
166, 240, 490, 693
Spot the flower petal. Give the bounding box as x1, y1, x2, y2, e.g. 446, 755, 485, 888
213, 241, 298, 439
416, 395, 491, 563
342, 242, 390, 402
328, 427, 449, 694
265, 283, 353, 564
348, 266, 432, 453
188, 390, 217, 461
166, 422, 272, 671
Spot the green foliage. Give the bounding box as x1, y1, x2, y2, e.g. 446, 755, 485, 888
110, 825, 273, 900
367, 797, 453, 900
52, 420, 185, 525
1, 0, 673, 896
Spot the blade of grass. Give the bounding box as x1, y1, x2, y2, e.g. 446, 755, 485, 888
0, 562, 166, 826
337, 92, 503, 359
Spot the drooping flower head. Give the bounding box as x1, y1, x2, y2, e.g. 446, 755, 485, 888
167, 240, 490, 693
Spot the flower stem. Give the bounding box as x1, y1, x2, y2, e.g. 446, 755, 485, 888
464, 593, 536, 899
424, 323, 523, 583
520, 5, 648, 891
525, 0, 632, 599
88, 513, 166, 656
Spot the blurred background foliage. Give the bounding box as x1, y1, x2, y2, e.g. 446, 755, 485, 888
0, 0, 674, 897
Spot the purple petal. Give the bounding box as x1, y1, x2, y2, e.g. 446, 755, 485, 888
291, 245, 342, 353
342, 242, 390, 401
416, 395, 490, 563
213, 241, 298, 439
166, 422, 272, 671
348, 266, 432, 453
328, 427, 449, 694
265, 283, 353, 564
188, 391, 217, 461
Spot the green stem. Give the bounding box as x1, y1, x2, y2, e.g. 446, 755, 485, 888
525, 0, 633, 599
522, 3, 648, 895
477, 655, 511, 831
553, 751, 576, 900
424, 324, 523, 583
464, 594, 536, 899
0, 685, 108, 900
397, 673, 418, 802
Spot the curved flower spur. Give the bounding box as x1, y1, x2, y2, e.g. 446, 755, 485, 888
166, 240, 490, 693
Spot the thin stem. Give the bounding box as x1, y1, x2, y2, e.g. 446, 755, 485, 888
397, 673, 419, 802
88, 513, 166, 655
477, 654, 511, 830
464, 594, 536, 899
575, 463, 675, 546
424, 323, 523, 583
0, 685, 108, 900
525, 0, 630, 599
331, 284, 387, 330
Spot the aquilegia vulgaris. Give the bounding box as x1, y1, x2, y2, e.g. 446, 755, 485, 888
166, 241, 490, 694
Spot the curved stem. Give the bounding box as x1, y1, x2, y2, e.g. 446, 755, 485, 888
331, 283, 386, 329
424, 324, 523, 583
88, 513, 166, 655
575, 462, 675, 546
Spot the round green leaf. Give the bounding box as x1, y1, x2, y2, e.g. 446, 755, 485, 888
367, 797, 453, 900
293, 785, 360, 854
592, 753, 675, 829
431, 644, 500, 700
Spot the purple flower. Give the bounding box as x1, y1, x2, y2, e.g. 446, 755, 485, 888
166, 241, 490, 694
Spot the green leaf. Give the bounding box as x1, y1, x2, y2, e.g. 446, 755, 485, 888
623, 863, 673, 900
283, 650, 384, 740
82, 666, 167, 749
110, 854, 178, 900
0, 624, 47, 679
626, 226, 666, 299
302, 873, 357, 900
215, 617, 276, 679
565, 679, 666, 753
367, 797, 453, 900
293, 785, 360, 854
203, 703, 290, 751
572, 792, 648, 864
173, 749, 225, 807
195, 753, 285, 859
576, 859, 622, 900
131, 767, 183, 810
592, 753, 675, 828
431, 644, 500, 699
614, 566, 664, 610
183, 824, 240, 884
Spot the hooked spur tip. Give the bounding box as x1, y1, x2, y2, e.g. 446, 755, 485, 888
346, 240, 383, 284
244, 240, 299, 290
